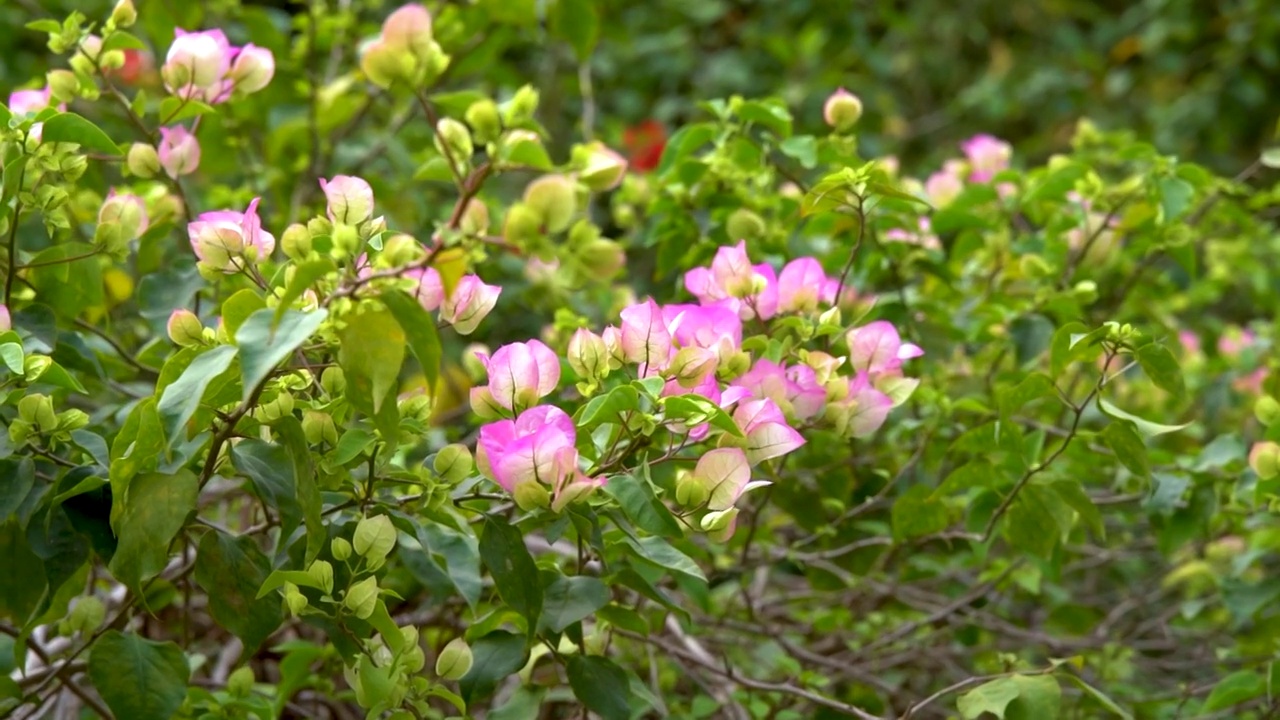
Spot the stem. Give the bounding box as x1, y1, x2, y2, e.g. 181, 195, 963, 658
5, 197, 24, 307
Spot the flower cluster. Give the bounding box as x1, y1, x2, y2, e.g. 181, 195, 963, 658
161, 29, 274, 103
469, 240, 920, 537
359, 4, 449, 90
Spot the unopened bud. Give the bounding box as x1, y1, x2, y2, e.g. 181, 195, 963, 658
343, 576, 379, 619
435, 638, 474, 680
353, 514, 397, 563
302, 410, 338, 446
23, 355, 52, 383
671, 346, 717, 389
460, 199, 490, 236
321, 366, 346, 397
111, 0, 138, 27
512, 480, 551, 512
46, 70, 79, 103
281, 223, 312, 261
464, 99, 501, 145
167, 309, 203, 347
505, 85, 539, 125
434, 443, 474, 483
283, 582, 307, 616
434, 118, 473, 163
502, 202, 543, 246
19, 393, 58, 433
580, 239, 626, 279
523, 175, 577, 234
1251, 442, 1280, 480
567, 328, 608, 380
575, 142, 628, 192
726, 208, 766, 240
1256, 396, 1280, 427
675, 471, 709, 508
307, 559, 334, 595
823, 88, 863, 132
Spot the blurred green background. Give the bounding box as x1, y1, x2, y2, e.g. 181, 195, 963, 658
5, 0, 1277, 173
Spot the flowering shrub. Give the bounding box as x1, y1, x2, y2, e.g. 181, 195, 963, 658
2, 2, 1280, 720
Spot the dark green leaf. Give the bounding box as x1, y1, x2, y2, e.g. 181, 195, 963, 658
231, 440, 303, 547
605, 472, 682, 538
575, 384, 640, 429
107, 471, 198, 593
88, 630, 190, 720
1102, 421, 1150, 478
892, 484, 950, 539
380, 290, 441, 394
567, 655, 631, 720
998, 372, 1057, 419
621, 535, 705, 583
1050, 479, 1105, 539
0, 519, 45, 625
540, 575, 610, 633
459, 630, 528, 704
193, 529, 283, 654
480, 517, 543, 627
933, 460, 1003, 497
1136, 343, 1185, 398
0, 459, 35, 519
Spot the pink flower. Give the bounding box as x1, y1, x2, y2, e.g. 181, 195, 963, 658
0, 304, 10, 332
98, 190, 149, 240
734, 359, 826, 420
833, 371, 894, 438
684, 242, 778, 320
846, 321, 923, 375
690, 448, 769, 511
619, 299, 673, 373
162, 29, 235, 102
382, 4, 433, 52
318, 175, 375, 225
959, 134, 1011, 183
228, 43, 274, 94
733, 398, 805, 464
777, 258, 831, 314
404, 267, 443, 312
441, 275, 500, 335
478, 340, 561, 411
477, 405, 575, 494
661, 302, 742, 360
1178, 330, 1202, 358
1218, 327, 1256, 360
925, 168, 964, 207
158, 126, 201, 178
8, 88, 52, 116
187, 197, 275, 272
883, 217, 940, 251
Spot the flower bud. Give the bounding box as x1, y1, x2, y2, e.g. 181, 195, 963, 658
434, 443, 474, 484
228, 44, 275, 94
1256, 396, 1280, 427
0, 304, 11, 332
462, 344, 490, 382
1251, 442, 1280, 480
469, 386, 505, 420
111, 0, 138, 26
400, 392, 433, 423
670, 346, 718, 389
23, 355, 52, 383
460, 199, 490, 236
726, 208, 766, 240
700, 507, 738, 534
567, 328, 608, 380
67, 596, 106, 634
283, 582, 307, 616
281, 223, 312, 261
718, 350, 752, 381
707, 507, 740, 542
226, 666, 254, 698
512, 480, 551, 512
126, 143, 160, 178
167, 309, 204, 347
8, 420, 32, 446
302, 410, 338, 446
158, 126, 200, 179
331, 223, 361, 257
19, 393, 58, 433
580, 239, 626, 279
46, 70, 79, 103
675, 471, 709, 508
321, 366, 346, 397
823, 88, 863, 132
360, 41, 413, 89
576, 142, 628, 192
308, 559, 335, 595
435, 638, 473, 680
464, 99, 502, 145
319, 175, 374, 226
58, 409, 90, 433
502, 203, 543, 246
551, 477, 602, 513
98, 191, 149, 243
330, 537, 353, 562
523, 175, 577, 234
383, 3, 434, 58
353, 514, 397, 563
343, 576, 379, 619
434, 118, 473, 162
505, 84, 539, 124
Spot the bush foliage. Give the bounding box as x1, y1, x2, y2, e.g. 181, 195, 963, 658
2, 2, 1280, 720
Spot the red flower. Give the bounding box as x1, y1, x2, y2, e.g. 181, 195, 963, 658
622, 119, 667, 173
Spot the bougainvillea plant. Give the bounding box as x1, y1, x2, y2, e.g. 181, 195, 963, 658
3, 2, 1280, 719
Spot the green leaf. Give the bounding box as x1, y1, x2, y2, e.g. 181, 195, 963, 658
379, 290, 442, 394
1049, 322, 1103, 377
736, 99, 793, 138
339, 305, 405, 415
621, 535, 706, 583
230, 440, 303, 553
0, 519, 46, 625
478, 0, 537, 24
25, 19, 62, 33
108, 399, 165, 527
0, 343, 23, 375
88, 630, 190, 720
479, 517, 543, 628
28, 242, 104, 319
222, 289, 267, 339
1101, 421, 1150, 478
459, 630, 528, 704
155, 345, 238, 449
661, 394, 743, 437
1201, 670, 1264, 713
604, 472, 682, 538
273, 417, 325, 563
1004, 485, 1071, 559
1262, 147, 1280, 169
656, 123, 717, 175
892, 484, 950, 539
998, 373, 1057, 419
0, 459, 35, 519
101, 31, 148, 52
157, 96, 216, 124
255, 569, 327, 598
576, 384, 640, 429
236, 309, 328, 402
1135, 343, 1185, 398
1097, 398, 1190, 437
933, 460, 1003, 497
496, 135, 554, 171
550, 0, 600, 62
193, 529, 284, 654
540, 575, 610, 633
1010, 315, 1055, 366
107, 471, 198, 594
1050, 479, 1105, 539
41, 112, 122, 155
273, 259, 335, 327
567, 655, 631, 720
1157, 176, 1194, 222
779, 135, 818, 169
957, 674, 1060, 720
1062, 675, 1132, 719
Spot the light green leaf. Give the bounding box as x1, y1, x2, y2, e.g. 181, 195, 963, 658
338, 305, 405, 415
273, 258, 335, 327
222, 289, 267, 339
1101, 420, 1150, 477
87, 631, 190, 720
236, 309, 328, 402
998, 372, 1057, 419
576, 384, 640, 429
0, 343, 23, 374
661, 394, 743, 437
156, 345, 237, 449
622, 535, 706, 583
550, 0, 600, 62
379, 290, 442, 395
1050, 479, 1105, 539
41, 112, 121, 155
540, 575, 610, 633
1262, 147, 1280, 169
1097, 398, 1190, 437
1062, 674, 1132, 719
108, 470, 198, 593
1136, 343, 1185, 398
1201, 670, 1264, 713
957, 674, 1060, 719
893, 484, 950, 539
